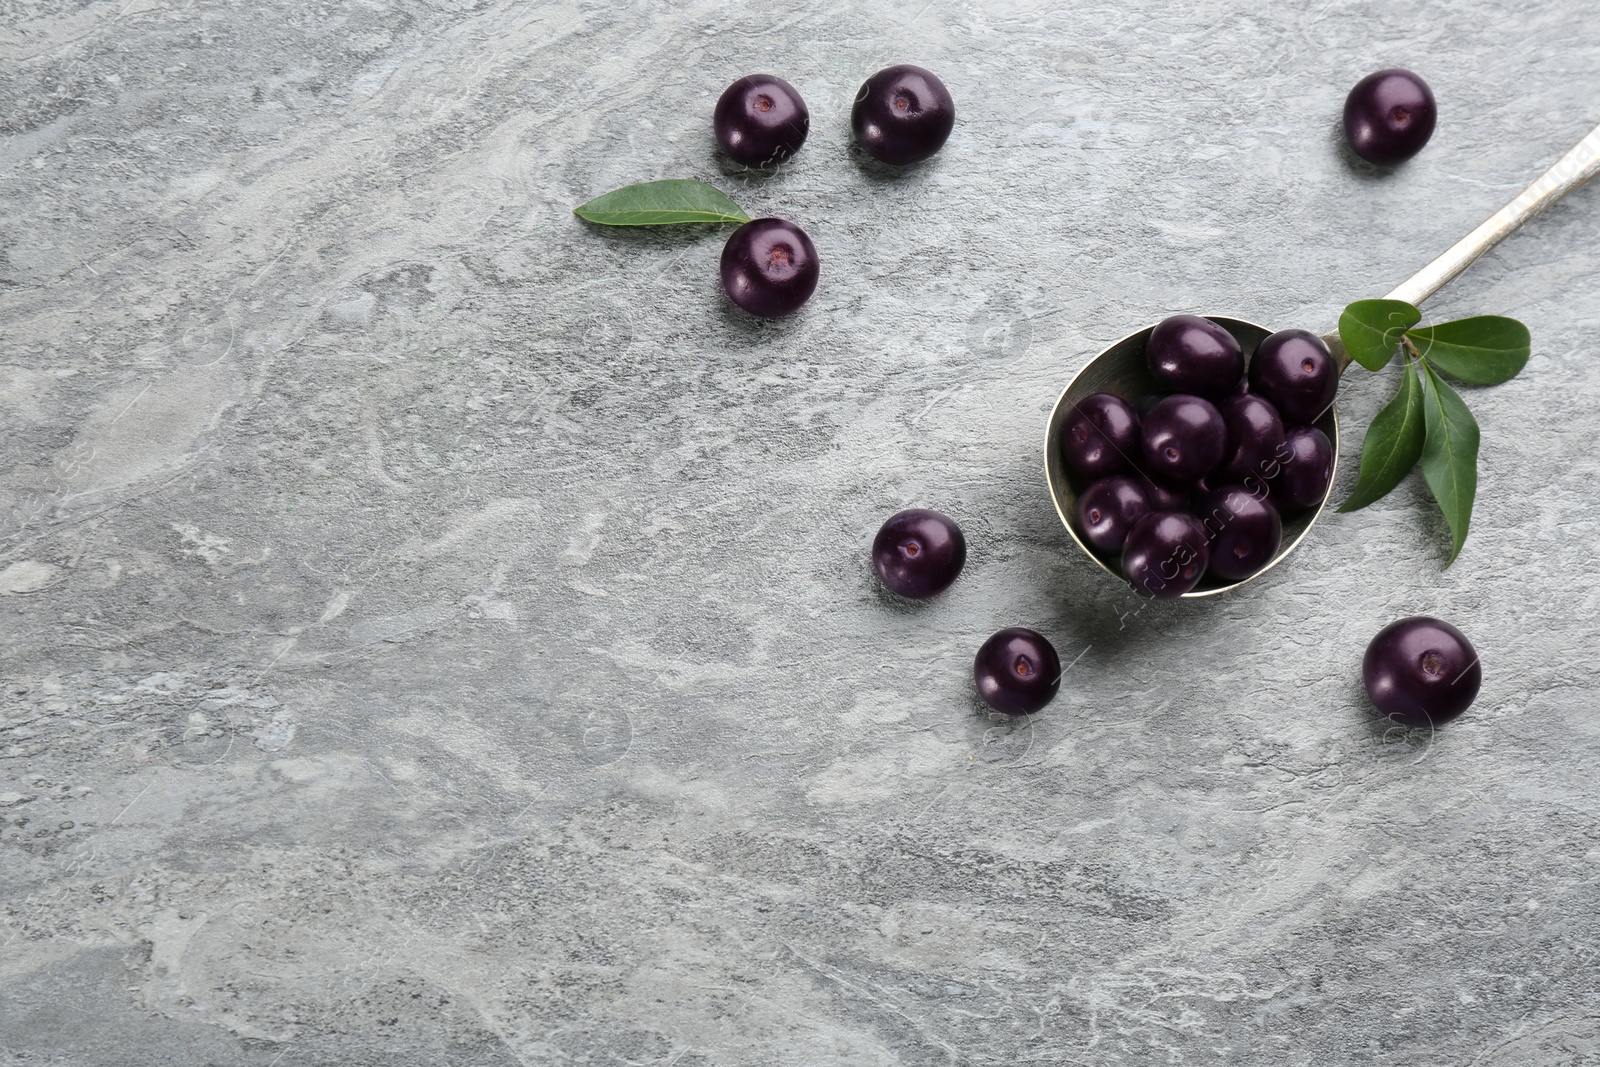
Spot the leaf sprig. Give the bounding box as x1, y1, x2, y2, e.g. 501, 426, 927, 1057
1336, 299, 1530, 565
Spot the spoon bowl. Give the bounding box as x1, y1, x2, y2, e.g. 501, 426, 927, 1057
1044, 316, 1339, 597
1042, 124, 1600, 599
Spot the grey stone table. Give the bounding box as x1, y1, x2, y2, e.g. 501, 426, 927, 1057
4, 1, 1600, 1064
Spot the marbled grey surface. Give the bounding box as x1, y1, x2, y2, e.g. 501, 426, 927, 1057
4, 1, 1600, 1063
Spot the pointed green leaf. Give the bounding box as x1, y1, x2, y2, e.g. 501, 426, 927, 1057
1407, 316, 1530, 385
1338, 356, 1426, 513
573, 179, 751, 226
1418, 363, 1480, 565
1339, 299, 1422, 371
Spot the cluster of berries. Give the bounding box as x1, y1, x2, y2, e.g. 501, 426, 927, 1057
1064, 315, 1338, 598
715, 65, 955, 318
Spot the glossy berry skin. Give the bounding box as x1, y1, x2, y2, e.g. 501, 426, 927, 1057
1146, 314, 1244, 399
872, 509, 966, 599
1076, 475, 1152, 555
1363, 616, 1481, 726
720, 218, 819, 318
851, 64, 955, 165
1344, 69, 1437, 165
1249, 329, 1339, 426
1271, 426, 1334, 510
1198, 484, 1283, 581
1141, 395, 1226, 484
1121, 511, 1210, 599
974, 627, 1060, 715
1218, 393, 1286, 486
1063, 392, 1140, 480
715, 74, 810, 167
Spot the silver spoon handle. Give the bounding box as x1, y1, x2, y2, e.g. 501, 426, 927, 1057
1385, 123, 1600, 307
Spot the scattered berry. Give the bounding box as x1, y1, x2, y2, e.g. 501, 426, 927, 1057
1146, 314, 1244, 399
851, 64, 956, 165
1141, 395, 1227, 484
1363, 615, 1481, 726
720, 217, 819, 318
872, 509, 966, 599
1248, 329, 1339, 426
1063, 392, 1141, 480
1077, 475, 1153, 554
1121, 511, 1210, 599
974, 627, 1061, 715
1343, 68, 1437, 165
714, 74, 810, 167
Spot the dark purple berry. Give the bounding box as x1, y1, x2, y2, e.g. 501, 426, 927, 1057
1249, 329, 1339, 426
1271, 426, 1334, 510
720, 218, 819, 318
1076, 476, 1152, 555
1197, 484, 1283, 581
1146, 314, 1244, 399
851, 64, 955, 165
1141, 395, 1226, 484
1218, 393, 1287, 485
714, 74, 810, 167
1062, 392, 1140, 480
872, 509, 965, 599
974, 627, 1060, 715
1343, 68, 1437, 166
1121, 511, 1210, 599
1363, 616, 1481, 726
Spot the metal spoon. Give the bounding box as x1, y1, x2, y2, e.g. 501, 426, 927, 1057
1045, 123, 1600, 598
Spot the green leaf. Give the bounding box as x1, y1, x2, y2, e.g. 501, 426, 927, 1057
1418, 362, 1480, 566
1338, 355, 1426, 513
1338, 299, 1421, 371
573, 179, 752, 226
1406, 316, 1531, 385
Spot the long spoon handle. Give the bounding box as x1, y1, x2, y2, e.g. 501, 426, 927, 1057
1327, 123, 1600, 369
1386, 123, 1600, 306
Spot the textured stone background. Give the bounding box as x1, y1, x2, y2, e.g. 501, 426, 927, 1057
4, 1, 1600, 1063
